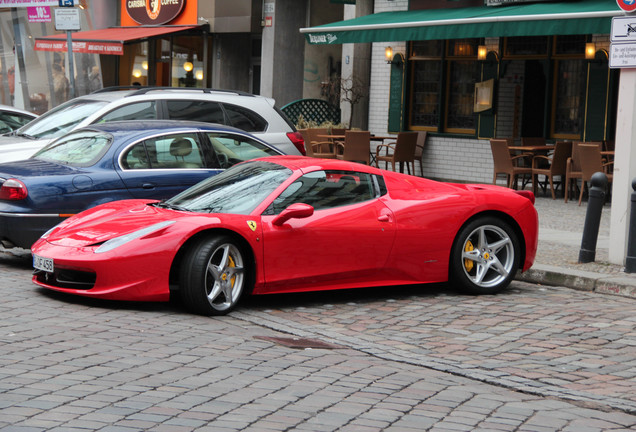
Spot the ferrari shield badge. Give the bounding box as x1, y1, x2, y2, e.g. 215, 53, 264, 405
247, 221, 257, 231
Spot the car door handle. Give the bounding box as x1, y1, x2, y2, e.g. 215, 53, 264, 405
141, 183, 155, 189
378, 214, 391, 222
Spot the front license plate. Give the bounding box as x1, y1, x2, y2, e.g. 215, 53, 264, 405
33, 254, 54, 273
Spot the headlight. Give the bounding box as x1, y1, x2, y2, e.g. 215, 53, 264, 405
95, 221, 175, 254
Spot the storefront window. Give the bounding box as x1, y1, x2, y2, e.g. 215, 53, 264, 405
410, 61, 441, 129
552, 59, 585, 138
172, 36, 204, 88
446, 60, 479, 133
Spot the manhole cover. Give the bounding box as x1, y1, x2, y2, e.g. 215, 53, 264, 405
255, 336, 341, 350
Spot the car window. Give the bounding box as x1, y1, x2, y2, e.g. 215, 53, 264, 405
97, 101, 158, 122
163, 161, 292, 215
222, 103, 267, 132
32, 130, 112, 167
121, 133, 205, 170
206, 133, 280, 168
18, 99, 109, 139
267, 170, 377, 214
166, 100, 225, 124
0, 112, 34, 133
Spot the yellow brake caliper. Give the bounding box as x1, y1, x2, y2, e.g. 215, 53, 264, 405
221, 255, 236, 288
464, 240, 474, 272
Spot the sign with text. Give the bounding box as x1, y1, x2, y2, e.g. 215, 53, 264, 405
35, 39, 124, 55
27, 6, 51, 22
610, 43, 636, 68
54, 7, 80, 31
0, 0, 56, 6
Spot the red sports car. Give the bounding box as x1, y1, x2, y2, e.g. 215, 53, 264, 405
32, 156, 538, 316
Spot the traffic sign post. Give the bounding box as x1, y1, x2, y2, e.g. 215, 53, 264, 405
54, 8, 80, 99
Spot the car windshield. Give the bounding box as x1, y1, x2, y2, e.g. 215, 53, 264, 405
15, 99, 108, 140
163, 160, 292, 215
32, 130, 112, 167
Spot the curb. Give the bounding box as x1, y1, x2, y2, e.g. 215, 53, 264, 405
517, 264, 636, 299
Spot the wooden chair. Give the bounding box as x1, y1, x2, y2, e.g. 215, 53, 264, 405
375, 132, 418, 174
490, 138, 532, 189
298, 128, 337, 159
577, 143, 614, 206
532, 141, 571, 199
336, 130, 371, 165
413, 131, 427, 177
564, 142, 583, 203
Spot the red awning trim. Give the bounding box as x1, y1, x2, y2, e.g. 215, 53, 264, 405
34, 25, 199, 55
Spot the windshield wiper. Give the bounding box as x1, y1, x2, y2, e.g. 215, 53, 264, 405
151, 201, 191, 212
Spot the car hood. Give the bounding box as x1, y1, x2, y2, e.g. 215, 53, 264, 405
46, 199, 183, 247
0, 158, 85, 179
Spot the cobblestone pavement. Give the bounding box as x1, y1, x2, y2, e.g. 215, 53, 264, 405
2, 248, 636, 431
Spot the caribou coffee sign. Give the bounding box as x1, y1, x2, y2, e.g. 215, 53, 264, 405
126, 0, 185, 25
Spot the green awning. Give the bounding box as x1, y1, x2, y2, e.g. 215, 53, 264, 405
300, 0, 623, 44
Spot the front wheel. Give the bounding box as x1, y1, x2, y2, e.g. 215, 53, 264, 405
449, 217, 520, 295
180, 235, 251, 315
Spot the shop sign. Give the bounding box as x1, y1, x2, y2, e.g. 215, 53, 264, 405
34, 39, 124, 55
27, 6, 51, 22
0, 0, 56, 6
126, 0, 185, 25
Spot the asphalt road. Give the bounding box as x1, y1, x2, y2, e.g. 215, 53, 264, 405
2, 248, 636, 431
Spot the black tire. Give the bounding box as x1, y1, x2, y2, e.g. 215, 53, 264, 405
180, 235, 250, 315
449, 216, 520, 295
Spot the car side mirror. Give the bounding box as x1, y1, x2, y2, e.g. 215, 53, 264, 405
272, 203, 314, 226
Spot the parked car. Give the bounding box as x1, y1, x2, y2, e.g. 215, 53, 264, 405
0, 87, 304, 162
0, 104, 37, 134
32, 156, 539, 316
0, 120, 284, 249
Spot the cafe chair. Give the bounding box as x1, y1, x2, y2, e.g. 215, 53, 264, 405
413, 131, 427, 177
489, 138, 533, 189
298, 128, 337, 159
532, 141, 571, 199
577, 143, 614, 206
564, 142, 583, 203
375, 131, 418, 174
336, 130, 371, 164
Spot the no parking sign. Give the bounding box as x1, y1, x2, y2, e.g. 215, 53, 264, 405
618, 0, 636, 13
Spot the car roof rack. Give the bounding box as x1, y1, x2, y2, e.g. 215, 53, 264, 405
93, 86, 255, 97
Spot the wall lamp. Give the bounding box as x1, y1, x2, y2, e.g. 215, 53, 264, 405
477, 45, 488, 61
385, 46, 403, 66
585, 42, 596, 60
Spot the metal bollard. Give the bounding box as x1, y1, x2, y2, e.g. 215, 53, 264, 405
578, 172, 608, 264
626, 178, 636, 273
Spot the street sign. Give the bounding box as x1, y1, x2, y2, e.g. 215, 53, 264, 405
617, 0, 636, 12
58, 0, 73, 6
610, 42, 636, 68
612, 16, 636, 42
54, 7, 80, 31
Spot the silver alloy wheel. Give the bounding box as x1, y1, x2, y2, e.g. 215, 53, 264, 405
460, 224, 515, 288
204, 243, 245, 312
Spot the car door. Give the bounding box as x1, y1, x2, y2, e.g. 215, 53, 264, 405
116, 132, 222, 199
260, 170, 396, 292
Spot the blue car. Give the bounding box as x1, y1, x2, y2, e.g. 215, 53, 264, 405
0, 120, 284, 249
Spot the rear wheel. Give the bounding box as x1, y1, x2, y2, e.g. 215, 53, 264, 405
450, 216, 520, 295
180, 235, 250, 315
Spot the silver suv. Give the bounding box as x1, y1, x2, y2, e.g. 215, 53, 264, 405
0, 87, 305, 162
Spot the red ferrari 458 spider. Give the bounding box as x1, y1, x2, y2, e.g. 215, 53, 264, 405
32, 156, 538, 315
